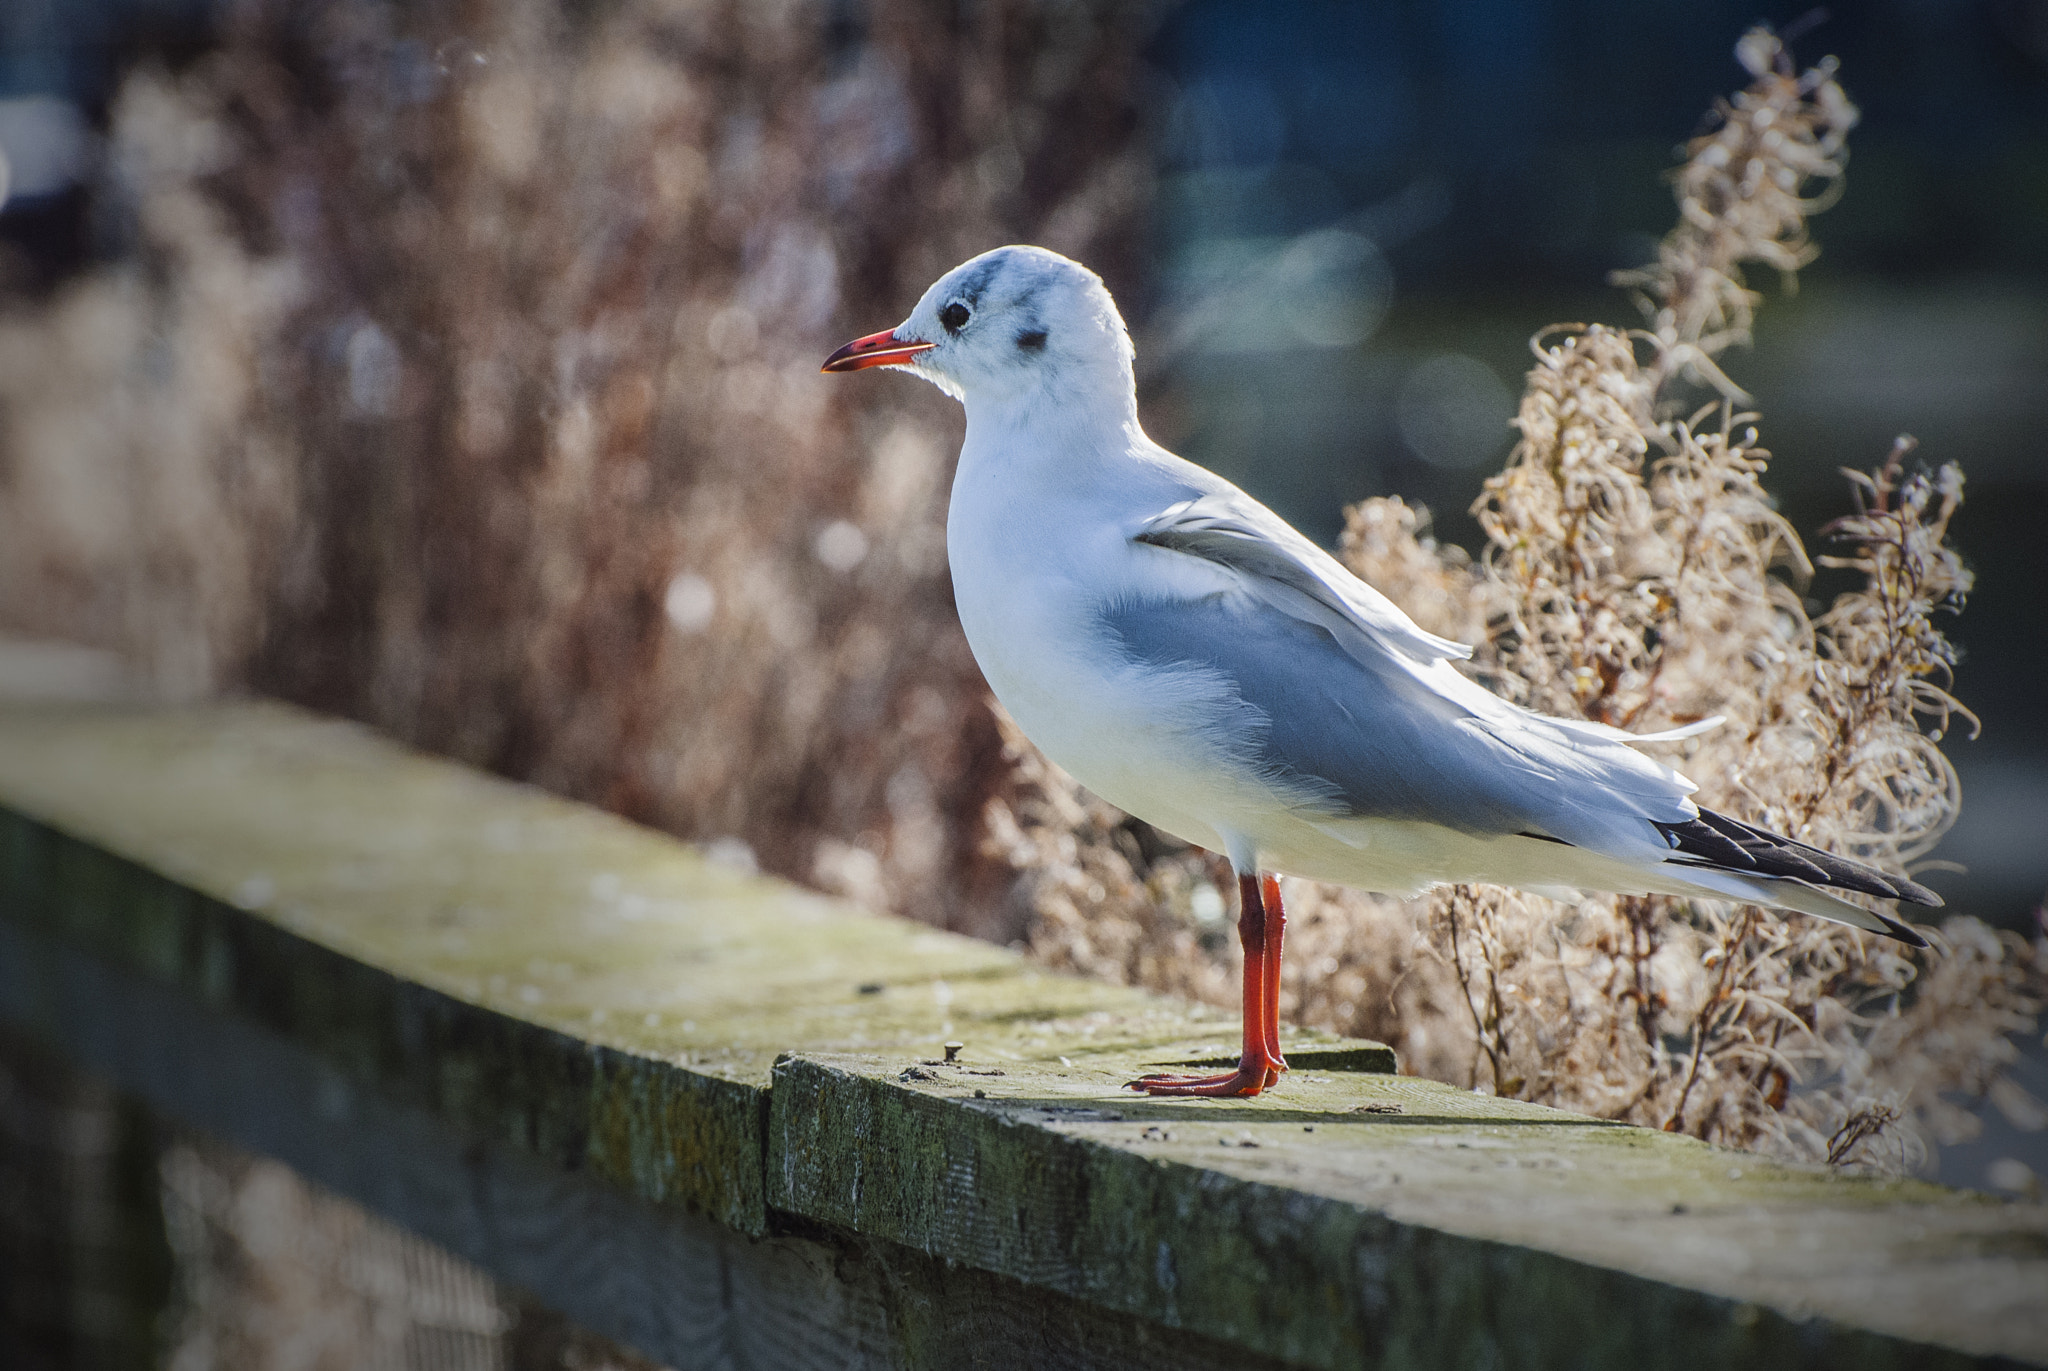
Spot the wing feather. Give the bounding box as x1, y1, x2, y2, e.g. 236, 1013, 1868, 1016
1113, 491, 1929, 939
1119, 493, 1725, 856
1134, 494, 1473, 667
1098, 588, 1698, 853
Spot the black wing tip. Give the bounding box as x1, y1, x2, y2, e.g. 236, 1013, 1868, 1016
1874, 909, 1931, 948
1889, 875, 1944, 908
1664, 809, 1946, 915
1654, 816, 1759, 871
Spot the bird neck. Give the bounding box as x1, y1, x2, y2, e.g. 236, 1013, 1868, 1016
962, 404, 1142, 503
960, 369, 1141, 465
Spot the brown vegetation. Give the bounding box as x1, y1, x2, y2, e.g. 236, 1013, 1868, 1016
0, 0, 1160, 939
1007, 29, 2046, 1168
0, 11, 2038, 1170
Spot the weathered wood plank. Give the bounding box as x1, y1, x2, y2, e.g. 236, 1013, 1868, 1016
0, 703, 1324, 1238
0, 915, 1292, 1371
1, 806, 772, 1234
771, 1054, 2048, 1369
1, 699, 2044, 1370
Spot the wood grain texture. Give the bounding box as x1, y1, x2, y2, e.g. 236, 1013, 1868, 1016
0, 700, 2044, 1369
0, 918, 1289, 1371
768, 1055, 2048, 1370
0, 806, 771, 1234
0, 702, 1366, 1238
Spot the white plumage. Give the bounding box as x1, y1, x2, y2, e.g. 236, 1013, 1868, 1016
825, 244, 1933, 1096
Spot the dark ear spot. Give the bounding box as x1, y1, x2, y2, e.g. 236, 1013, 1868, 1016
1016, 329, 1048, 351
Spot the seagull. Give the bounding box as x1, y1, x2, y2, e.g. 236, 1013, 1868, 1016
824, 245, 1937, 1098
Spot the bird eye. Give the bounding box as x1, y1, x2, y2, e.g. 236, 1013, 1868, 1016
940, 301, 971, 333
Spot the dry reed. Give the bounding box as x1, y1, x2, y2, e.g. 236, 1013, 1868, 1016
0, 11, 2037, 1172
1009, 28, 2046, 1169
0, 0, 1161, 941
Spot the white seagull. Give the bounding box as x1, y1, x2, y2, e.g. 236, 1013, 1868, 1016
824, 244, 1936, 1098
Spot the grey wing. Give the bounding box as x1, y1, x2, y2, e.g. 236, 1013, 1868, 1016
1134, 493, 1473, 668
1100, 591, 1696, 850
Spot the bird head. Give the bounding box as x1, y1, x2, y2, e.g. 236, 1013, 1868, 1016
823, 245, 1134, 412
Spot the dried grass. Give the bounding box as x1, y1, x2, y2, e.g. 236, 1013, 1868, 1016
0, 0, 1161, 941
1010, 28, 2046, 1169
0, 11, 2037, 1172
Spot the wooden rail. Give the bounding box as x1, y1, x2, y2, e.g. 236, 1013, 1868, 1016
0, 699, 2042, 1369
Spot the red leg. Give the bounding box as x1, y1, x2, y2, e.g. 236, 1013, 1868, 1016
1261, 874, 1288, 1085
1128, 871, 1285, 1097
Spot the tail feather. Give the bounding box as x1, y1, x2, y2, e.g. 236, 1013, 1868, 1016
1656, 808, 1941, 904
1669, 865, 1930, 947
1652, 806, 1937, 948
1751, 877, 1930, 948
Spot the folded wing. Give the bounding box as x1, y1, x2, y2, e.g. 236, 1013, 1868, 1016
1098, 583, 1697, 850
1119, 495, 1935, 946
1134, 494, 1473, 668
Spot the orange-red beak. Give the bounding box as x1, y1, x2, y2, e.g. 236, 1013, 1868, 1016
821, 327, 933, 373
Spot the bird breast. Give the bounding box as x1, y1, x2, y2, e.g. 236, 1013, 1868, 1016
946, 471, 1260, 854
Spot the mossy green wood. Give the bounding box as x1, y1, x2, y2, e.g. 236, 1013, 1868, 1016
771, 1056, 2046, 1368
0, 702, 1354, 1236
1, 700, 2045, 1369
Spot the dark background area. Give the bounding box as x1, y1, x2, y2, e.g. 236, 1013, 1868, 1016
0, 0, 215, 292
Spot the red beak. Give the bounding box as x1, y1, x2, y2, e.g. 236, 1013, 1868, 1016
821, 327, 933, 373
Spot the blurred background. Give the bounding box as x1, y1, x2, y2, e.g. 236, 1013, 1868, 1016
0, 0, 2043, 1363
2, 0, 2040, 928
